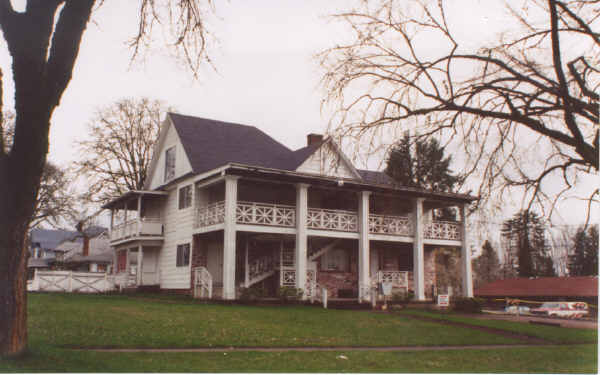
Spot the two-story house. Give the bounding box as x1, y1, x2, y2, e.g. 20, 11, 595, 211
102, 113, 476, 301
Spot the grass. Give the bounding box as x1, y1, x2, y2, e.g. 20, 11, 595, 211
0, 293, 597, 373
2, 345, 596, 373
397, 309, 598, 344
27, 293, 520, 348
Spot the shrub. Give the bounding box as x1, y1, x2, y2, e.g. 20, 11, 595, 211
239, 286, 266, 301
277, 286, 303, 302
451, 297, 484, 313
391, 289, 415, 303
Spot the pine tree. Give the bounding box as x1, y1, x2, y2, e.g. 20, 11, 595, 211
385, 133, 460, 193
568, 225, 599, 276
472, 240, 501, 288
501, 210, 555, 277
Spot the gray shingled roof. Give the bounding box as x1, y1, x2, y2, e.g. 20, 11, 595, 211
169, 113, 399, 187
30, 229, 78, 251
170, 113, 297, 174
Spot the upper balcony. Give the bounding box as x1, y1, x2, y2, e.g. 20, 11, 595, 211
194, 200, 462, 241
102, 190, 168, 245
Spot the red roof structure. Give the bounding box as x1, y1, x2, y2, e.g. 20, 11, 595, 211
475, 276, 598, 298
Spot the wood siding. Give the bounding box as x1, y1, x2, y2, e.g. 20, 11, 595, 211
157, 179, 196, 289
296, 143, 357, 179
147, 121, 193, 190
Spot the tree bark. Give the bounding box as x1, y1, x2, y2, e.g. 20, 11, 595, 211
0, 0, 95, 357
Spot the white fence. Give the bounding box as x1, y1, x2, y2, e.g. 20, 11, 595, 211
28, 270, 118, 293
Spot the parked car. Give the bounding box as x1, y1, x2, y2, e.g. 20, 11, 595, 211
530, 302, 589, 318
504, 305, 530, 314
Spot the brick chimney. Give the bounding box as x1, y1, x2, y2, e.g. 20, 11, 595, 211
82, 236, 90, 257
307, 133, 323, 147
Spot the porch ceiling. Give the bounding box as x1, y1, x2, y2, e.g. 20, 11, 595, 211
102, 190, 169, 210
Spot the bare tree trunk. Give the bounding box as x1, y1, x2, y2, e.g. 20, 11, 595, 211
0, 0, 95, 357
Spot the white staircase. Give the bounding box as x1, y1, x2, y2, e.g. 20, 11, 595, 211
193, 266, 213, 299
308, 239, 341, 261
244, 253, 278, 288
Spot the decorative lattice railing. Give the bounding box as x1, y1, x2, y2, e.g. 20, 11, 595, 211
307, 208, 358, 232
195, 201, 226, 228
236, 201, 296, 227
369, 214, 413, 236
424, 221, 461, 241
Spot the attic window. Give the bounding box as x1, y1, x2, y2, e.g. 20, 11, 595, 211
164, 146, 176, 182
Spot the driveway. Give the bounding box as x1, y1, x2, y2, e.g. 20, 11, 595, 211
472, 312, 597, 329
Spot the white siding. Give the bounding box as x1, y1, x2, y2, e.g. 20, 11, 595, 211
147, 122, 193, 190
157, 177, 196, 289
296, 143, 357, 179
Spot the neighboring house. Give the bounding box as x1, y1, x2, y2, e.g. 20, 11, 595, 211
29, 228, 78, 260
53, 227, 113, 273
102, 113, 477, 301
475, 276, 598, 305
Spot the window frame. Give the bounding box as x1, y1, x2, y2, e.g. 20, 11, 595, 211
176, 243, 191, 267
164, 146, 176, 182
178, 184, 193, 210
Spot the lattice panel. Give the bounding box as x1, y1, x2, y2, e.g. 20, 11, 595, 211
424, 221, 461, 241
282, 270, 296, 286
236, 201, 295, 227
195, 201, 225, 228
369, 214, 413, 236
306, 208, 358, 232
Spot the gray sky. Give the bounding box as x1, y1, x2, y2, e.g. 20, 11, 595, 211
0, 0, 597, 227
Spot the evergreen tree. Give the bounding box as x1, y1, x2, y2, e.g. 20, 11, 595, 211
501, 210, 555, 277
472, 240, 501, 288
568, 225, 599, 276
385, 133, 460, 193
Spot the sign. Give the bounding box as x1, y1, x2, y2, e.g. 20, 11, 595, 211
438, 294, 450, 307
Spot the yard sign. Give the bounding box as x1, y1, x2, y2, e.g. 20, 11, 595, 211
437, 294, 450, 307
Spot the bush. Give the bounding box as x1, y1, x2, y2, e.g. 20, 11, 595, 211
451, 297, 484, 313
277, 286, 303, 302
391, 289, 415, 303
239, 286, 266, 301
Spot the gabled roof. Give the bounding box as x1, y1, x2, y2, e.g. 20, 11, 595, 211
170, 113, 296, 175
475, 276, 598, 298
30, 229, 78, 251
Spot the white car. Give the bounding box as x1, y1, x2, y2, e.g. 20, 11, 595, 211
530, 302, 589, 318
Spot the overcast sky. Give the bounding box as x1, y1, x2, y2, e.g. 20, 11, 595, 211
0, 0, 596, 227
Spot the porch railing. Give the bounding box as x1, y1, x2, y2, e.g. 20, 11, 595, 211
374, 270, 409, 294
424, 221, 461, 241
195, 201, 226, 228
236, 201, 295, 227
193, 200, 462, 241
307, 208, 358, 232
110, 217, 163, 242
193, 266, 213, 299
369, 214, 413, 236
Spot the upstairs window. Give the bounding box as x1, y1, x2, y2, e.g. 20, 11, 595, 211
164, 146, 176, 182
178, 185, 192, 209
176, 243, 190, 267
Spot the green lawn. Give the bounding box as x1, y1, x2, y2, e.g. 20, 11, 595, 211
397, 309, 598, 344
0, 293, 597, 373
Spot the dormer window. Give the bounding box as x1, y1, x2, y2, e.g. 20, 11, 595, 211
164, 146, 176, 182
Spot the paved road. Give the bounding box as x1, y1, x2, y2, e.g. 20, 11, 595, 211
469, 313, 597, 329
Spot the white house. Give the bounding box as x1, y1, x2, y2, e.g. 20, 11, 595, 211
102, 113, 476, 301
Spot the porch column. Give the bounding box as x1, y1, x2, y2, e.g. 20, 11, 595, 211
358, 190, 371, 302
460, 203, 473, 297
137, 245, 143, 286
112, 249, 117, 275
222, 175, 239, 300
412, 198, 425, 301
126, 248, 131, 275
137, 194, 143, 236
295, 183, 309, 298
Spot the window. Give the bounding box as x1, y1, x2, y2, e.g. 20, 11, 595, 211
164, 146, 176, 182
320, 248, 349, 272
178, 185, 192, 209
176, 243, 190, 267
